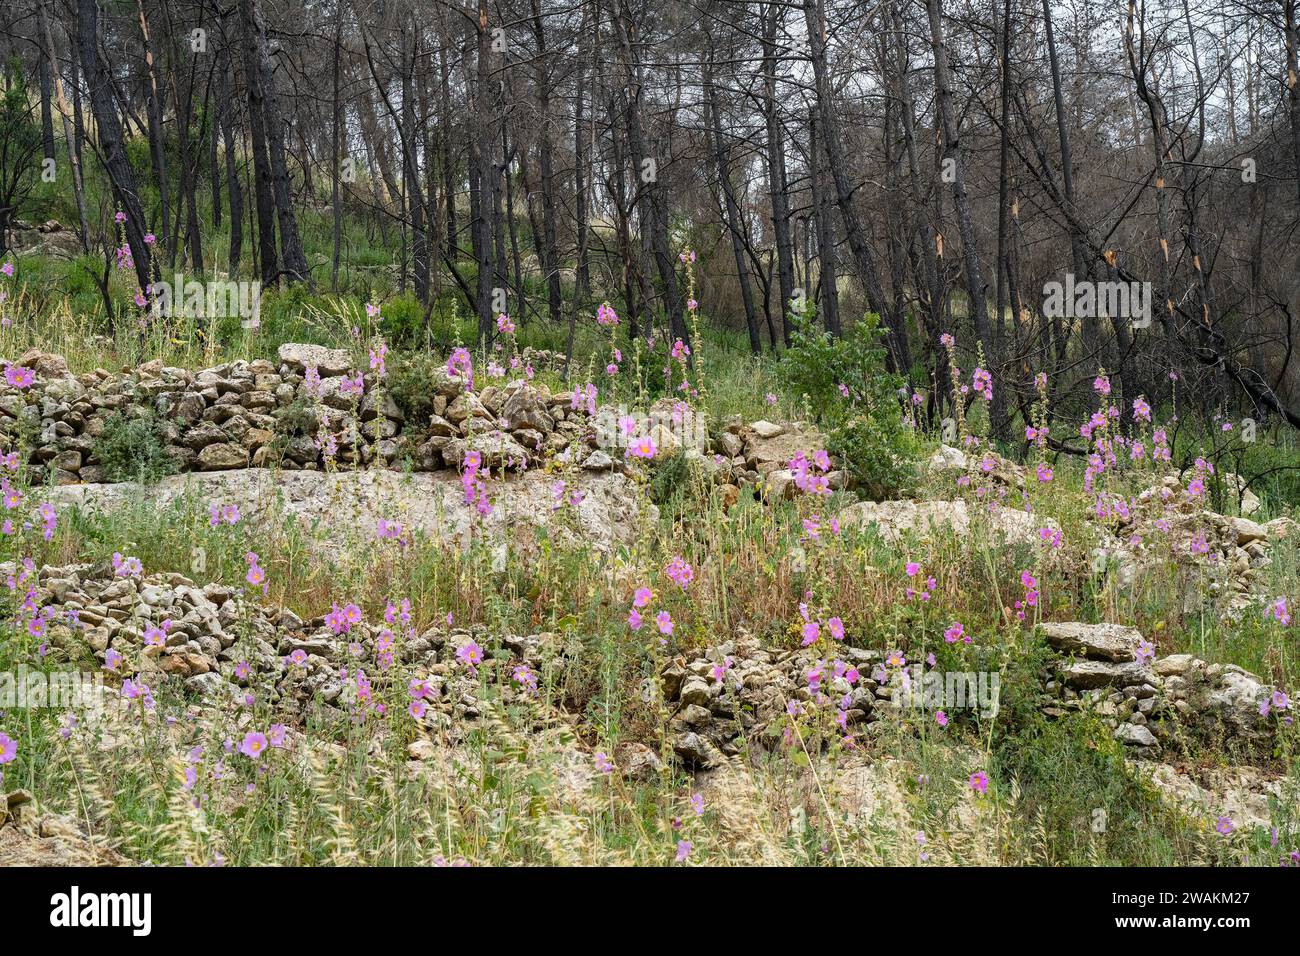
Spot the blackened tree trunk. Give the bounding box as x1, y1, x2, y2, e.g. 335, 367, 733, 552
208, 61, 221, 233
705, 48, 761, 353
242, 0, 308, 282
39, 0, 88, 248
438, 43, 458, 260
614, 0, 686, 346
331, 0, 344, 289
164, 2, 204, 275
530, 0, 563, 326
809, 111, 841, 337
925, 0, 1001, 432
240, 0, 278, 284
803, 0, 909, 371
474, 0, 497, 342
888, 1, 942, 347
37, 39, 55, 161
218, 45, 243, 273
78, 0, 152, 295
1284, 0, 1300, 209
402, 19, 429, 303
136, 0, 170, 256
761, 3, 795, 347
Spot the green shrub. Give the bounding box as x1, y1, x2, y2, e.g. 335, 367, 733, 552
829, 413, 918, 500
781, 310, 901, 426
273, 396, 317, 437
387, 352, 445, 426
378, 292, 426, 345
92, 410, 177, 482
783, 310, 917, 498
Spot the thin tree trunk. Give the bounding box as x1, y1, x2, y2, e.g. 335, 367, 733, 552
761, 2, 795, 347
136, 0, 170, 254
810, 110, 841, 337
705, 48, 761, 353
242, 0, 308, 281
39, 0, 89, 249
803, 0, 909, 372
925, 0, 1001, 432
331, 0, 344, 290
240, 0, 278, 284
78, 0, 152, 296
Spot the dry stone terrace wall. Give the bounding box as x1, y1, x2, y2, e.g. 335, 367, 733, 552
662, 621, 1289, 771
9, 555, 1284, 780
1, 345, 605, 483
0, 345, 838, 496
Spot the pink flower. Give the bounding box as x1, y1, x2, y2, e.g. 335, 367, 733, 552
3, 365, 36, 389
633, 587, 653, 608
456, 641, 483, 668
239, 732, 269, 760
1271, 597, 1291, 626
969, 771, 989, 794
801, 621, 820, 646
447, 347, 474, 389
629, 435, 657, 459
665, 557, 694, 590
655, 611, 674, 635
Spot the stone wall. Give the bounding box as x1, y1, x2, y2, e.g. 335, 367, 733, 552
1, 346, 836, 497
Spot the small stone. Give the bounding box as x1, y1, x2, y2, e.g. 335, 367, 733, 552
277, 343, 352, 375
749, 420, 786, 439
1041, 621, 1144, 662
197, 442, 248, 470
1114, 723, 1159, 747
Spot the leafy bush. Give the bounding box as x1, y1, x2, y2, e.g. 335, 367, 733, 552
783, 310, 917, 498
378, 292, 426, 345
92, 411, 177, 482
272, 396, 317, 438
829, 413, 918, 500
387, 352, 445, 426
781, 310, 902, 424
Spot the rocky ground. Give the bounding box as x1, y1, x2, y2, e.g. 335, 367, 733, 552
2, 346, 1296, 866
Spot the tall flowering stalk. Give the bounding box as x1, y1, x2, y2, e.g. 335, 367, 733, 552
595, 302, 623, 389
679, 250, 705, 397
